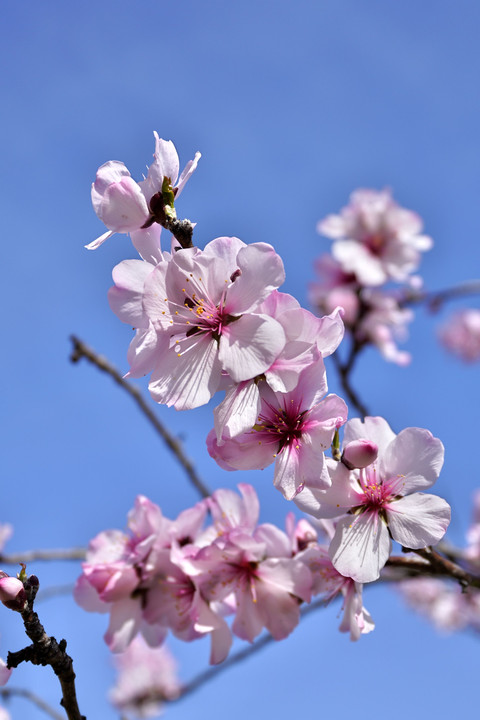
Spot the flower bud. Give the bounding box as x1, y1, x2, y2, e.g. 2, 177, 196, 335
0, 575, 27, 612
342, 439, 378, 470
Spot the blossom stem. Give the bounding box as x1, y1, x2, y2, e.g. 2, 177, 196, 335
330, 343, 369, 417
163, 216, 195, 249
69, 336, 211, 499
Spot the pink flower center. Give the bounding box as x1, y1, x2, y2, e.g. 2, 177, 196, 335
253, 399, 308, 453
164, 271, 240, 356
357, 466, 405, 512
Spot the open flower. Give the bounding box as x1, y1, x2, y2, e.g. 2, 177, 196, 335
318, 188, 432, 285
208, 356, 347, 500
294, 416, 451, 583
143, 236, 286, 409
438, 309, 480, 362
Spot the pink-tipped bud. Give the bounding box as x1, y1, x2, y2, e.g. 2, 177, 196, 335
342, 439, 378, 470
0, 575, 27, 612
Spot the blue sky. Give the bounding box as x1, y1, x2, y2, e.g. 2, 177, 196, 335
1, 2, 480, 718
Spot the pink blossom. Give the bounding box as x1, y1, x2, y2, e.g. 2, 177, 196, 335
213, 293, 344, 442
87, 133, 200, 250
208, 356, 347, 500
399, 578, 480, 633
294, 417, 451, 583
464, 490, 480, 567
0, 659, 11, 688
310, 256, 414, 366
110, 637, 180, 718
0, 526, 12, 554
192, 528, 311, 644
318, 188, 432, 285
286, 515, 374, 640
310, 254, 359, 326
356, 289, 414, 366
438, 309, 480, 362
143, 236, 287, 409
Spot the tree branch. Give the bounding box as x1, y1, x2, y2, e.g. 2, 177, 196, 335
0, 549, 85, 565
0, 687, 65, 720
401, 279, 480, 311
331, 346, 369, 417
70, 336, 211, 500
385, 548, 480, 590
7, 574, 85, 720
172, 597, 328, 704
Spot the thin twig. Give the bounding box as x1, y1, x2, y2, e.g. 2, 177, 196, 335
176, 549, 480, 701
401, 279, 480, 311
36, 584, 76, 603
0, 686, 65, 720
0, 549, 85, 565
70, 336, 211, 500
331, 348, 369, 417
172, 597, 328, 704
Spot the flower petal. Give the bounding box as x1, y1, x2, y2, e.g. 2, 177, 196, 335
386, 493, 451, 548
329, 512, 391, 583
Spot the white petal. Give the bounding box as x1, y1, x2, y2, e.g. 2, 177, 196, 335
329, 512, 391, 583
387, 493, 451, 548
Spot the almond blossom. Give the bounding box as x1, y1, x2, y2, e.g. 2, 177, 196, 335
356, 288, 414, 366
212, 291, 344, 442
75, 487, 317, 664
399, 578, 480, 633
87, 132, 200, 250
207, 355, 347, 500
142, 236, 287, 409
438, 308, 480, 362
317, 188, 432, 286
294, 416, 451, 583
286, 515, 374, 641
110, 637, 180, 718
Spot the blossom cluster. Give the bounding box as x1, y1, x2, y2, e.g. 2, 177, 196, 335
311, 188, 432, 364
90, 134, 348, 500
75, 484, 376, 666
84, 136, 452, 671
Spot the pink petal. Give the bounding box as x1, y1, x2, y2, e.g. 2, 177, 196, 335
381, 428, 444, 492
225, 243, 285, 314
85, 229, 114, 250
386, 493, 451, 548
148, 334, 222, 409
213, 380, 260, 442
219, 314, 285, 382
104, 598, 143, 653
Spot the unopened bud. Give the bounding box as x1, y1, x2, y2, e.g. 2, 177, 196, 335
341, 439, 378, 470
0, 575, 27, 612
